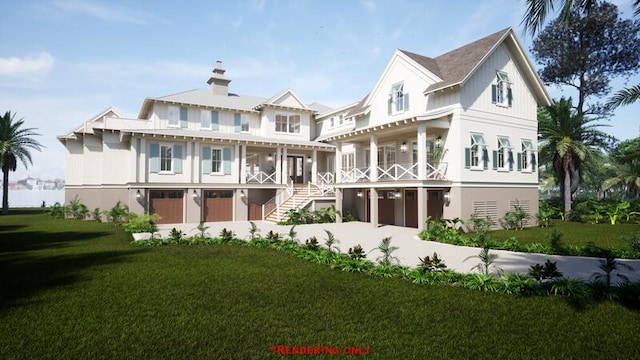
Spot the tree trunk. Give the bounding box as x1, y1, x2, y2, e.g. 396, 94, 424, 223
563, 165, 571, 220
2, 168, 9, 215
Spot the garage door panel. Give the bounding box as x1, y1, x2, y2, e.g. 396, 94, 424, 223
149, 190, 184, 224
204, 190, 233, 222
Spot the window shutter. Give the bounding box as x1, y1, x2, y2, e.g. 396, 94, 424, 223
508, 150, 514, 171
507, 87, 513, 107
222, 147, 232, 174
531, 152, 537, 171
482, 148, 489, 170
211, 111, 219, 131
173, 145, 182, 174
464, 148, 471, 168
180, 107, 188, 128
234, 113, 241, 133
491, 85, 497, 103
403, 92, 409, 111
387, 97, 392, 115
202, 146, 212, 174
517, 153, 522, 171
492, 150, 498, 170
149, 143, 160, 173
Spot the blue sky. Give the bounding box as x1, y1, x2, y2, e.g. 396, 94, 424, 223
1, 0, 638, 181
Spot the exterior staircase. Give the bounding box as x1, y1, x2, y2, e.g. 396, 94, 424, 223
264, 184, 335, 223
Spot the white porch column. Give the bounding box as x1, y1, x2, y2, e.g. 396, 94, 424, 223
130, 137, 139, 183
275, 147, 282, 184
140, 138, 147, 183
234, 144, 240, 183
370, 135, 378, 182
417, 187, 428, 231
282, 147, 288, 184
311, 149, 318, 184
240, 144, 247, 184
335, 188, 343, 223
417, 122, 427, 180
335, 142, 343, 183
369, 188, 378, 228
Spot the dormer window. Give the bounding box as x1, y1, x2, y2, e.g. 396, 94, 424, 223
492, 71, 512, 107
388, 81, 409, 115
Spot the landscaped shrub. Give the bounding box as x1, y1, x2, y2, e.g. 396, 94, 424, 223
265, 230, 281, 243
499, 273, 540, 296
627, 233, 640, 256
92, 208, 102, 222
591, 257, 635, 287
104, 200, 129, 224
48, 202, 65, 219
465, 246, 502, 276
548, 229, 565, 254
192, 221, 210, 238
122, 213, 160, 235
528, 260, 563, 284
373, 237, 399, 265
417, 252, 447, 273
503, 203, 529, 230
218, 228, 235, 243
324, 230, 339, 253
304, 236, 320, 251
499, 237, 526, 252
348, 244, 366, 260
461, 273, 501, 292
248, 221, 260, 240
418, 217, 464, 244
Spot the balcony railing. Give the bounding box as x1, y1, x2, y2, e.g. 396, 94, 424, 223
246, 171, 276, 184
329, 162, 447, 184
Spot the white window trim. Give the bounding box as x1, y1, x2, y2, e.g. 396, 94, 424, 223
275, 113, 301, 135
470, 133, 487, 170
495, 71, 511, 108
240, 114, 250, 133
200, 109, 212, 130
521, 139, 534, 173
159, 143, 175, 174
391, 81, 405, 114
167, 106, 180, 128
209, 146, 224, 175
497, 136, 512, 172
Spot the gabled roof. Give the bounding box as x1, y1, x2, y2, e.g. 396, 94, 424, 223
308, 102, 335, 116
57, 107, 122, 142
344, 93, 370, 118
253, 88, 314, 112
401, 27, 511, 94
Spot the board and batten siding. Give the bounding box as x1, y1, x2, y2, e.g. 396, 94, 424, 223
102, 132, 130, 185
151, 103, 260, 135
64, 139, 84, 185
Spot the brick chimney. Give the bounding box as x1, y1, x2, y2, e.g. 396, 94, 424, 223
207, 60, 231, 96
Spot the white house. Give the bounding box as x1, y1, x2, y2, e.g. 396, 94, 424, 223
58, 27, 551, 229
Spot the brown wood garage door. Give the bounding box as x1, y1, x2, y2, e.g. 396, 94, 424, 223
204, 190, 233, 222
366, 190, 396, 225
248, 203, 262, 220
149, 190, 184, 224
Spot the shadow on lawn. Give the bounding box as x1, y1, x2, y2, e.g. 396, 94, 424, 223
0, 227, 143, 310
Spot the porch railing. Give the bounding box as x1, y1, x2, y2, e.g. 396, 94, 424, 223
335, 162, 447, 183
246, 171, 276, 184
262, 178, 294, 221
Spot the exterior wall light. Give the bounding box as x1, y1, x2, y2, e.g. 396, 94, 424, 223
394, 191, 402, 199
240, 189, 246, 198
400, 141, 407, 153
136, 189, 142, 199
307, 156, 312, 163
356, 191, 363, 198
435, 136, 443, 149
443, 191, 451, 205
267, 153, 273, 162
192, 189, 199, 199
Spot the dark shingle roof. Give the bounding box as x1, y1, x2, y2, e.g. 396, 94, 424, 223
401, 27, 511, 94
344, 93, 370, 117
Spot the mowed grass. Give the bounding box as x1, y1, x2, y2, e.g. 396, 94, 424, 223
489, 219, 639, 249
1, 210, 640, 359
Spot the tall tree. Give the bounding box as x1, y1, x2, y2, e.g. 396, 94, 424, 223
531, 1, 640, 117
0, 111, 44, 215
538, 98, 614, 218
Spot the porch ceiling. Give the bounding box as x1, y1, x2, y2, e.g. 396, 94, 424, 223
325, 116, 451, 143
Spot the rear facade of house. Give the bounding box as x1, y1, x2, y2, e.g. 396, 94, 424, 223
58, 27, 551, 229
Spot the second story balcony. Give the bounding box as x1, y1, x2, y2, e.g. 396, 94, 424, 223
318, 160, 447, 185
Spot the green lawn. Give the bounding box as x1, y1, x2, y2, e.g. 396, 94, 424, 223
489, 220, 639, 249
2, 210, 640, 359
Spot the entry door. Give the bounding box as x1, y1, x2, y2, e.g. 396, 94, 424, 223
428, 191, 444, 220
288, 156, 304, 183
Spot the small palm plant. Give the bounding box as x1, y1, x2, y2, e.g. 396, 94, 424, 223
465, 246, 502, 276
418, 252, 447, 273
192, 221, 210, 238
288, 225, 298, 243
591, 257, 635, 287
218, 228, 235, 243
348, 244, 366, 260
248, 221, 260, 240
373, 237, 399, 265
304, 236, 320, 251
324, 230, 340, 253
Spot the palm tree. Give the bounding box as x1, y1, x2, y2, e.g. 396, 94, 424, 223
602, 162, 640, 199
607, 84, 640, 110
538, 98, 613, 218
0, 111, 44, 215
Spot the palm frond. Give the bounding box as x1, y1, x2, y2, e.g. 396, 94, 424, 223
606, 84, 640, 110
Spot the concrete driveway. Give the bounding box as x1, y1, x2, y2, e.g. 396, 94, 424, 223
157, 221, 640, 283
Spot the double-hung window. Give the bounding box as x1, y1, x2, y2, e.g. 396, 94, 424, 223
466, 133, 488, 170
494, 136, 513, 171
341, 152, 355, 172
210, 148, 222, 174
160, 145, 172, 172
492, 71, 512, 107
241, 115, 250, 132
201, 146, 231, 175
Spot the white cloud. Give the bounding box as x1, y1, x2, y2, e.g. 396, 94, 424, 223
47, 0, 169, 25
0, 53, 54, 77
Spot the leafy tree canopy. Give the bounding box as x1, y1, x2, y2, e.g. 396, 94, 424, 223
531, 1, 640, 116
